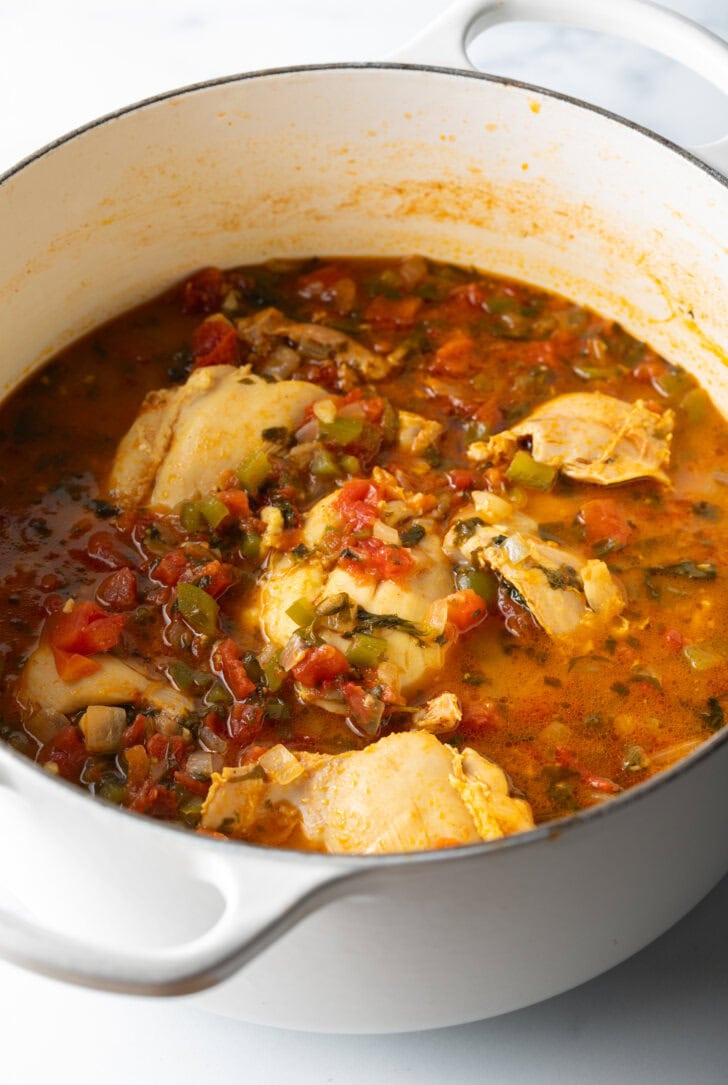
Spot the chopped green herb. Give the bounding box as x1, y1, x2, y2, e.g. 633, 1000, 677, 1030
262, 426, 289, 443
701, 696, 724, 731
648, 560, 717, 580
399, 523, 426, 548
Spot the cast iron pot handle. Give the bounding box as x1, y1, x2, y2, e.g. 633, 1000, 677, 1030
0, 776, 360, 996
390, 0, 728, 174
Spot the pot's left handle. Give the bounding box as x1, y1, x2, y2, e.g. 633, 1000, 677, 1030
0, 782, 360, 997
390, 0, 728, 174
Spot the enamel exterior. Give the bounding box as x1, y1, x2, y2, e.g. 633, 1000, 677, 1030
2, 66, 728, 1032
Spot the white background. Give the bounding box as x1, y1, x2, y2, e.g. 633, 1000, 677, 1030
2, 1, 728, 1082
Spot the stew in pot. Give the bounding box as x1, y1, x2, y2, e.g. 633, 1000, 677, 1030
1, 255, 726, 853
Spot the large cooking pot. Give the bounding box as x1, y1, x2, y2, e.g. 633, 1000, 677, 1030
2, 0, 728, 1034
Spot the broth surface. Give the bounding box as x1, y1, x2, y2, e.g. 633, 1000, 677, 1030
1, 256, 727, 844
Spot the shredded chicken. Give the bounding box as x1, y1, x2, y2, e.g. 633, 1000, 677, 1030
108, 364, 324, 507
200, 730, 534, 853
444, 491, 624, 640
236, 307, 399, 386
467, 392, 674, 485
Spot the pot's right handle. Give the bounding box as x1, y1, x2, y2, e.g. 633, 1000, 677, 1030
390, 0, 728, 174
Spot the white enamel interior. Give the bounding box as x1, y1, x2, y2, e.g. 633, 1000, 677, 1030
2, 66, 728, 1033
3, 68, 728, 404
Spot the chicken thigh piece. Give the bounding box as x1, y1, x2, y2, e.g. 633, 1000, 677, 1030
444, 492, 624, 641
108, 364, 324, 508
256, 474, 455, 701
200, 730, 534, 853
17, 641, 192, 721
467, 392, 674, 485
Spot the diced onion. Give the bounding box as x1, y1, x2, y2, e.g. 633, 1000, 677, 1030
186, 750, 223, 777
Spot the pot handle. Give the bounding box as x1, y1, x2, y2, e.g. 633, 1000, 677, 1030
390, 0, 728, 174
0, 780, 359, 996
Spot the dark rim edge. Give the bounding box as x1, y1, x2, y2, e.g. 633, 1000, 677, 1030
2, 61, 728, 191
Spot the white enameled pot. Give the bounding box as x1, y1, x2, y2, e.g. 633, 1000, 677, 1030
2, 0, 728, 1034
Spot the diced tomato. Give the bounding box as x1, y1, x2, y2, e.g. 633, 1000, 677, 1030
46, 725, 88, 780
153, 548, 188, 586
96, 567, 137, 610
203, 709, 227, 737
336, 479, 382, 531
214, 637, 256, 700
666, 628, 685, 651
146, 732, 186, 766
578, 498, 632, 549
192, 314, 240, 368
185, 560, 233, 599
364, 295, 422, 326
182, 267, 224, 314
228, 702, 264, 744
633, 356, 667, 383
555, 748, 622, 794
217, 489, 251, 519
450, 282, 488, 308
297, 264, 348, 299
52, 648, 101, 682
431, 332, 477, 377
446, 589, 488, 632
341, 681, 380, 730
224, 659, 255, 700
459, 699, 502, 737
42, 593, 65, 616
84, 530, 128, 570
337, 389, 385, 424
292, 645, 350, 687
447, 468, 479, 492
173, 769, 211, 797
122, 714, 147, 748
340, 536, 414, 582
130, 782, 178, 817
49, 601, 126, 672
124, 744, 150, 791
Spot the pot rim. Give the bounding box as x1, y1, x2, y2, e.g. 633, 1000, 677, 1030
2, 59, 727, 870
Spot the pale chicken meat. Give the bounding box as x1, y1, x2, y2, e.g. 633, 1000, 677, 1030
256, 476, 454, 701
108, 364, 324, 508
397, 410, 444, 455
444, 491, 624, 640
236, 307, 399, 386
467, 392, 674, 485
17, 641, 193, 722
200, 730, 534, 853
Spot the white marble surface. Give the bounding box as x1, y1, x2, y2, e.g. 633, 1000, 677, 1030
3, 1, 728, 1082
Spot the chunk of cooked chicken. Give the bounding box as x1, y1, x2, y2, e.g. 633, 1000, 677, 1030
17, 642, 193, 721
200, 730, 534, 853
444, 491, 624, 640
236, 307, 398, 386
398, 410, 444, 455
108, 364, 324, 508
467, 392, 674, 485
256, 476, 454, 701
412, 692, 462, 734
